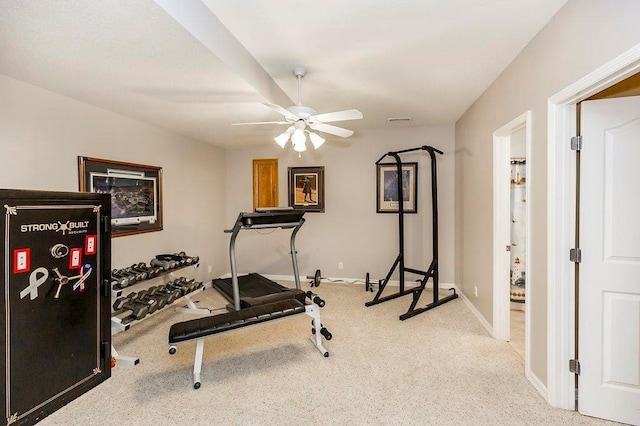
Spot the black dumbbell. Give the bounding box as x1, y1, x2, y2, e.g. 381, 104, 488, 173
150, 258, 171, 271
182, 252, 199, 264
123, 266, 147, 281
175, 278, 201, 294
147, 264, 164, 277
113, 293, 149, 319
154, 255, 178, 269
164, 279, 186, 295
167, 278, 197, 295
146, 286, 171, 309
177, 252, 199, 265
150, 285, 180, 305
183, 279, 203, 294
174, 252, 191, 265
112, 268, 140, 285
133, 290, 160, 314
115, 267, 143, 285
130, 263, 156, 279
111, 274, 129, 289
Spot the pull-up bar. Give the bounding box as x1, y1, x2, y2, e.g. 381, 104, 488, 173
366, 145, 457, 320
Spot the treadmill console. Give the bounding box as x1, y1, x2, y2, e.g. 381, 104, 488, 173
239, 210, 305, 227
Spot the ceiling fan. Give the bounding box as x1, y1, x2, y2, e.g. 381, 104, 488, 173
233, 67, 363, 153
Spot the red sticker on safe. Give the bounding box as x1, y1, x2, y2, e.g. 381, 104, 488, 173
69, 248, 82, 269
13, 248, 30, 274
85, 235, 97, 255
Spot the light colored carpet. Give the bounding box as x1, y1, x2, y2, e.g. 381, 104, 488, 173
41, 282, 614, 425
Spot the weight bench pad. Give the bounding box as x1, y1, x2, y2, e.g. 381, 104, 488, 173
169, 299, 305, 344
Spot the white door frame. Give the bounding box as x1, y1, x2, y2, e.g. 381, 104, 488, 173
493, 111, 532, 367
547, 43, 640, 410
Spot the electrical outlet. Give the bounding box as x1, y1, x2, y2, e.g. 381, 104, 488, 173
474, 286, 478, 297
208, 265, 212, 274
338, 262, 344, 270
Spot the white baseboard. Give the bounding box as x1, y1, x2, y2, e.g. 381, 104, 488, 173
222, 272, 461, 289
456, 285, 494, 337
263, 274, 459, 289
526, 368, 548, 402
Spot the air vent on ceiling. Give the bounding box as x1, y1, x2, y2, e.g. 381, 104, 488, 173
387, 117, 413, 122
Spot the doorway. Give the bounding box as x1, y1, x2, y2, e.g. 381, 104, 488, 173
492, 111, 532, 373
577, 94, 640, 424
252, 158, 278, 209
509, 127, 527, 360
547, 43, 640, 422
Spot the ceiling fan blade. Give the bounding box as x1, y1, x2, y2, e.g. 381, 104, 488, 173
262, 102, 299, 121
309, 122, 354, 138
311, 109, 363, 123
232, 121, 289, 126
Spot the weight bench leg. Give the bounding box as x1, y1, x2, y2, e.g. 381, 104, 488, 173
175, 292, 210, 315
305, 305, 329, 357
193, 338, 204, 389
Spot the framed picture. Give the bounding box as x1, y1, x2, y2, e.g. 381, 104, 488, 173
376, 162, 418, 213
78, 156, 163, 237
288, 166, 325, 213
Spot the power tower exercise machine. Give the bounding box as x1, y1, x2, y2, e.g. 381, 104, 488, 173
365, 145, 458, 320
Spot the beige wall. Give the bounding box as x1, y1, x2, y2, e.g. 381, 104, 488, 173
0, 72, 456, 298
224, 124, 456, 285
455, 0, 640, 386
0, 74, 228, 282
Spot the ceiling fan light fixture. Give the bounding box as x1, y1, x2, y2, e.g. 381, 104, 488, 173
274, 127, 293, 148
293, 140, 307, 153
291, 128, 306, 145
291, 127, 307, 153
236, 66, 363, 155
308, 131, 325, 149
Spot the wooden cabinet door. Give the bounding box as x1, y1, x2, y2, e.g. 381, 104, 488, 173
253, 159, 278, 209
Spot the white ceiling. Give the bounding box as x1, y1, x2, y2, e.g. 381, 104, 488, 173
0, 0, 567, 149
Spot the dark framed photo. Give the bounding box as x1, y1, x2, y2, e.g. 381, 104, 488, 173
78, 156, 163, 237
376, 162, 418, 213
288, 166, 325, 213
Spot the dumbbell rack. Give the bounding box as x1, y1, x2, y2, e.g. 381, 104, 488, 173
111, 261, 208, 366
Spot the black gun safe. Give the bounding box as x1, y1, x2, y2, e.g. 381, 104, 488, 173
0, 189, 111, 425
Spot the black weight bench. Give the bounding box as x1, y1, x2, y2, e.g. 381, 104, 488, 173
168, 291, 330, 389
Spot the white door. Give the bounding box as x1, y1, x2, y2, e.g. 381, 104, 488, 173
580, 96, 640, 425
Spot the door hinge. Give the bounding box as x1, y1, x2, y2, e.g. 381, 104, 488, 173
569, 359, 581, 375
569, 248, 582, 263
571, 135, 582, 151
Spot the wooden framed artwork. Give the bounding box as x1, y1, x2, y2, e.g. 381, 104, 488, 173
78, 156, 163, 237
376, 162, 418, 213
288, 166, 325, 213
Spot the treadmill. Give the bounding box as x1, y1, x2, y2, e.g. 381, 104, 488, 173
212, 209, 306, 311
